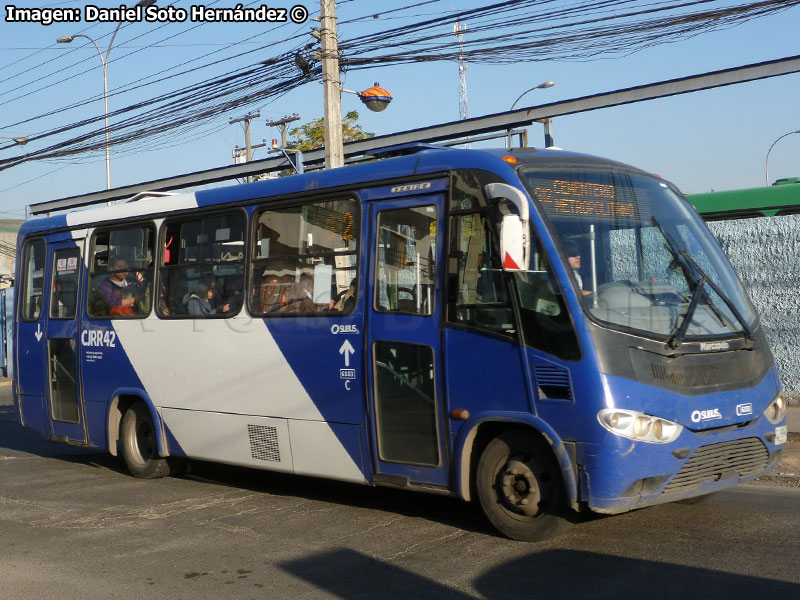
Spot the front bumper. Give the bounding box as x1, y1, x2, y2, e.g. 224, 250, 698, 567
578, 416, 786, 514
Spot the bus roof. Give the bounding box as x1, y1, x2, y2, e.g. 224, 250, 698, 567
18, 145, 652, 238
686, 179, 800, 218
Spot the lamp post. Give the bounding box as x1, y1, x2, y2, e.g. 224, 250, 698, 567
765, 129, 800, 186
57, 0, 156, 189
0, 136, 28, 146
508, 81, 554, 148
509, 80, 555, 111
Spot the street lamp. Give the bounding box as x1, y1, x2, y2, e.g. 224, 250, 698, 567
508, 81, 555, 148
0, 136, 28, 146
509, 80, 555, 111
765, 129, 800, 186
57, 0, 156, 189
343, 82, 393, 113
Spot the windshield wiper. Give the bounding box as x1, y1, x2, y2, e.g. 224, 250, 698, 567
676, 248, 752, 341
665, 273, 706, 350
651, 218, 753, 349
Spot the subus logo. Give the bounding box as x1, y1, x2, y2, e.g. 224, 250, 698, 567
81, 329, 117, 348
691, 408, 722, 423
331, 324, 359, 335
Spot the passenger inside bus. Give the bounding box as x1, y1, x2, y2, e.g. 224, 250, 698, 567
279, 274, 319, 313
187, 278, 229, 316
224, 276, 245, 314
331, 277, 357, 312
99, 256, 145, 315
258, 274, 289, 313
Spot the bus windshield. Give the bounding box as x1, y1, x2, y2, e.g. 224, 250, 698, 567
518, 167, 757, 341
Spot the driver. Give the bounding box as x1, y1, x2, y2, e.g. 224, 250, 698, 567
564, 241, 591, 296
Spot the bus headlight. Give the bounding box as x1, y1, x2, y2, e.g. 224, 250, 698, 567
598, 409, 683, 444
764, 395, 786, 424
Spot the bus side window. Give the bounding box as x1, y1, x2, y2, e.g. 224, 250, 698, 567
21, 239, 46, 321
446, 212, 515, 336
249, 199, 359, 317
50, 247, 81, 320
157, 211, 246, 318
375, 206, 437, 315
514, 241, 581, 361
87, 225, 155, 319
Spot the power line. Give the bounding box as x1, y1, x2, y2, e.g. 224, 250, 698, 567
0, 2, 310, 133
0, 1, 217, 106
1, 0, 796, 171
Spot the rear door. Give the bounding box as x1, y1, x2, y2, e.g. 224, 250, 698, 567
366, 195, 450, 487
16, 237, 48, 402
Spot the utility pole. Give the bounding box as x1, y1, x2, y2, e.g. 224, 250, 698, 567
320, 0, 343, 169
266, 114, 301, 148
229, 111, 261, 182
232, 139, 268, 181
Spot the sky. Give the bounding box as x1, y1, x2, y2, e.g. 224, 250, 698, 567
1, 0, 799, 220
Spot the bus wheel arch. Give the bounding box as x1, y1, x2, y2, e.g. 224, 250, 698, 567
460, 422, 575, 541
108, 394, 142, 457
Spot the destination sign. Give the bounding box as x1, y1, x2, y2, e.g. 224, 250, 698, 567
527, 178, 637, 219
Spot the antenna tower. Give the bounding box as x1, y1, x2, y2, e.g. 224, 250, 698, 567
454, 17, 469, 147
454, 18, 468, 121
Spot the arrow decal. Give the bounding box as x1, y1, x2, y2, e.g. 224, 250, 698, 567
338, 339, 355, 367
34, 323, 43, 342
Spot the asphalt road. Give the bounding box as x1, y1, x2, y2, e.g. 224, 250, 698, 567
2, 384, 798, 600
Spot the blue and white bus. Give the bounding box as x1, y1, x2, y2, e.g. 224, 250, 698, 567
13, 145, 786, 541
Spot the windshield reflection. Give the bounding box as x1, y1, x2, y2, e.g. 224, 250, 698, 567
518, 167, 756, 340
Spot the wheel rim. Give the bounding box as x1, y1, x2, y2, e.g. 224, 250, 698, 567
497, 455, 545, 518
134, 419, 156, 463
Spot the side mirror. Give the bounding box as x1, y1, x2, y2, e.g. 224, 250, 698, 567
500, 214, 527, 270
485, 183, 530, 271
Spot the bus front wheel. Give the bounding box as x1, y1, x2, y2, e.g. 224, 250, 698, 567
476, 431, 572, 541
121, 403, 175, 479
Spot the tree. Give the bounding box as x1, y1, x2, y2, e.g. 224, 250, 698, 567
287, 110, 374, 151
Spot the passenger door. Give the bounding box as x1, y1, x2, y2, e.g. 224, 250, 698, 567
44, 239, 86, 443
16, 238, 48, 402
366, 196, 449, 487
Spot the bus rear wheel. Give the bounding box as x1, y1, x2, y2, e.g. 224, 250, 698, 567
121, 403, 176, 479
476, 431, 572, 541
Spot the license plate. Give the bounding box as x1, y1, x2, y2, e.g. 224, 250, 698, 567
775, 425, 788, 445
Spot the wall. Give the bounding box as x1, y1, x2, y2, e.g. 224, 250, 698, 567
0, 219, 23, 276
707, 215, 800, 402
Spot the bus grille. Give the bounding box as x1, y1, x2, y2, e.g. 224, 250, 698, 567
247, 424, 281, 462
663, 437, 768, 494
651, 362, 731, 388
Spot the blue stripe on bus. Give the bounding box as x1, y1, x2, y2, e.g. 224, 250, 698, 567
263, 312, 369, 478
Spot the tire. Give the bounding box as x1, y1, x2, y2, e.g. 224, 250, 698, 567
476, 431, 573, 541
121, 403, 174, 479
